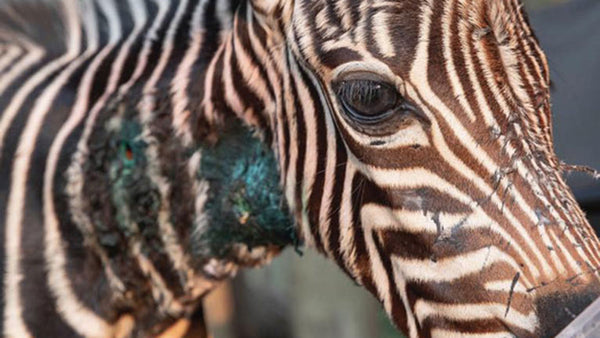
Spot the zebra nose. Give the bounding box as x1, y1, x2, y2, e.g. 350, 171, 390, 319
535, 286, 600, 337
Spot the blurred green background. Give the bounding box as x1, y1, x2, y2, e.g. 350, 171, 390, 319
202, 1, 582, 337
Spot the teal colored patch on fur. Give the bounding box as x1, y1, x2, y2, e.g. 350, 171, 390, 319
195, 122, 297, 258
116, 120, 145, 169
107, 118, 161, 248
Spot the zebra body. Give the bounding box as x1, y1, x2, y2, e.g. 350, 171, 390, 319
1, 0, 600, 337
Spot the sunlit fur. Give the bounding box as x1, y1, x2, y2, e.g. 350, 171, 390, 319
0, 0, 599, 337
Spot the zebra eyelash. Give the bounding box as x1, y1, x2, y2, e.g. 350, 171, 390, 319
334, 79, 402, 124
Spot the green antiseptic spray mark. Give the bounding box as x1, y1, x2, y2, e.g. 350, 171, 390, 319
195, 122, 297, 259
107, 118, 161, 247
101, 112, 295, 261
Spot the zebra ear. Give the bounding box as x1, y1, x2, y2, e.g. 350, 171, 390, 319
250, 0, 293, 31
250, 0, 280, 16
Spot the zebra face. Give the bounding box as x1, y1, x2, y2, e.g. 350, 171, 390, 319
0, 0, 597, 336
250, 0, 600, 335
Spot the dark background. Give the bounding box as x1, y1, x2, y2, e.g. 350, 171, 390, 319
529, 0, 600, 231
204, 1, 600, 337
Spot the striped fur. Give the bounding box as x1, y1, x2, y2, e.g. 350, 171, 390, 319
0, 0, 599, 337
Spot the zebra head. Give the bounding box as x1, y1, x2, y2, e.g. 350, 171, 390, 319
228, 0, 600, 336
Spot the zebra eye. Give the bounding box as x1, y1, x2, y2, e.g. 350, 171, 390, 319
335, 80, 400, 124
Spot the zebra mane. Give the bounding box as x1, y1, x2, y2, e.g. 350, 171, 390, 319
0, 0, 67, 55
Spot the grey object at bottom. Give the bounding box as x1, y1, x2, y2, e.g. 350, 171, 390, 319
557, 297, 600, 337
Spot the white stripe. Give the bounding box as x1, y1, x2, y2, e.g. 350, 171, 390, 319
550, 230, 585, 279
222, 33, 247, 117
46, 0, 149, 322
414, 300, 538, 333
372, 11, 395, 58
171, 0, 210, 146
4, 3, 102, 336
391, 258, 419, 338
189, 151, 211, 242
338, 164, 357, 276
0, 45, 22, 76
144, 0, 189, 92
391, 246, 523, 283
430, 329, 519, 338
354, 0, 370, 52
408, 18, 554, 277
232, 14, 273, 106
246, 2, 281, 117
365, 166, 542, 278
360, 205, 410, 333
362, 204, 468, 233
361, 203, 535, 288
130, 238, 184, 316
216, 0, 233, 42
289, 57, 320, 251
334, 0, 353, 30
317, 89, 338, 256
0, 45, 73, 159
135, 0, 205, 297
42, 0, 120, 334
484, 279, 528, 294
290, 0, 318, 67
0, 31, 44, 96
119, 0, 169, 93
440, 0, 476, 122
200, 40, 226, 125
2, 0, 86, 336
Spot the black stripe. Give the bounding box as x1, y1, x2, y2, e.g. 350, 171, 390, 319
188, 0, 222, 141
117, 1, 156, 85
138, 2, 178, 82
228, 36, 269, 134
350, 173, 378, 295
297, 65, 327, 251
89, 47, 120, 105
326, 137, 353, 279
373, 230, 411, 334
279, 85, 291, 180
288, 61, 309, 243
20, 57, 91, 338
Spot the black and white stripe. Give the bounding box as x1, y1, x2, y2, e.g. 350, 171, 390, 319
1, 0, 599, 337
0, 0, 243, 335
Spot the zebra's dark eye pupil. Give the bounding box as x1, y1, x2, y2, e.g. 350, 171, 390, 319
335, 80, 399, 123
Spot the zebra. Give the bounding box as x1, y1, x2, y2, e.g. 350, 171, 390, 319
1, 0, 599, 336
